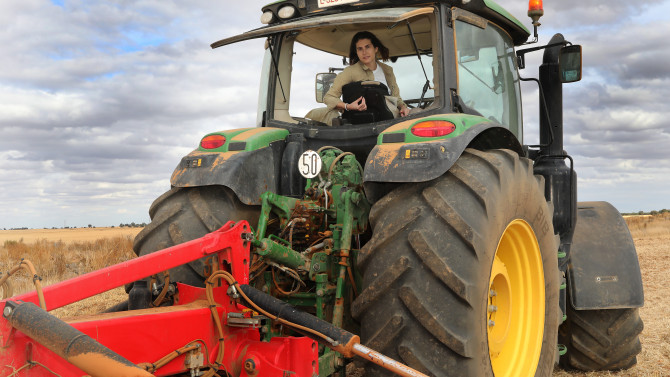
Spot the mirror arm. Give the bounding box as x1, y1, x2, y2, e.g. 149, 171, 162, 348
516, 40, 571, 69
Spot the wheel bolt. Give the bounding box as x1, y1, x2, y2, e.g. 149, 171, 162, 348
488, 305, 498, 312
489, 289, 497, 297
488, 320, 495, 327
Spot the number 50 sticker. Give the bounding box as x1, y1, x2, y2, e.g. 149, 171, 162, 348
298, 150, 322, 179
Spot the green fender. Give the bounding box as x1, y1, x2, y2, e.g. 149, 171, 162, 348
362, 114, 523, 202
170, 127, 289, 205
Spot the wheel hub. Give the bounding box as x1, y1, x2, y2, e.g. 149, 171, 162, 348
488, 219, 545, 377
488, 255, 512, 357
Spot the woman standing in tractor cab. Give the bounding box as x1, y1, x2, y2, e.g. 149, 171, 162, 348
306, 31, 409, 125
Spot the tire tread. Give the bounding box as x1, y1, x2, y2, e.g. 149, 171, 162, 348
359, 149, 559, 377
559, 302, 643, 371
398, 286, 470, 358
132, 186, 259, 287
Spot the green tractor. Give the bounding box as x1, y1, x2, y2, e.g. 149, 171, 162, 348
129, 0, 644, 375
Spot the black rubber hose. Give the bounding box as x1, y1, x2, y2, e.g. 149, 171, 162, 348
238, 284, 357, 350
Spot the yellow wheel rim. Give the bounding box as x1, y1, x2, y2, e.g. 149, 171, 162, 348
488, 219, 545, 377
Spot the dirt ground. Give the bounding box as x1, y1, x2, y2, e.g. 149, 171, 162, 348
0, 227, 142, 244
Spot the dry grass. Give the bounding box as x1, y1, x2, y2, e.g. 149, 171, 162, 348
625, 213, 670, 239
1, 235, 136, 317
1, 216, 668, 376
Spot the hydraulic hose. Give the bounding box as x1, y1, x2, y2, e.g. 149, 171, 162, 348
238, 284, 357, 355
236, 284, 429, 377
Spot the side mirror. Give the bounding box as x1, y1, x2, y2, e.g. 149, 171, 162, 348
559, 45, 582, 83
315, 72, 337, 103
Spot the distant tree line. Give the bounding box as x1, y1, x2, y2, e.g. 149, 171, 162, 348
621, 209, 669, 216
2, 223, 148, 230
117, 222, 147, 228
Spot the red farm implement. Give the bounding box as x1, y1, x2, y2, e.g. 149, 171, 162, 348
0, 222, 425, 377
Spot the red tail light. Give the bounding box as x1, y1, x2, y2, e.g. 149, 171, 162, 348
411, 120, 456, 138
528, 0, 543, 12
201, 135, 226, 149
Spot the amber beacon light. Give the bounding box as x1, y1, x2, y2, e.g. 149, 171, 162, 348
528, 0, 544, 26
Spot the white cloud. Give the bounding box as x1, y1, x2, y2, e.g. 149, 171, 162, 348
0, 1, 266, 228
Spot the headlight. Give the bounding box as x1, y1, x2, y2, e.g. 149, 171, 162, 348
278, 5, 296, 19
261, 10, 275, 24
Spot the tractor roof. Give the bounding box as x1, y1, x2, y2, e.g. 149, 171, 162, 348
259, 0, 529, 45
212, 0, 530, 51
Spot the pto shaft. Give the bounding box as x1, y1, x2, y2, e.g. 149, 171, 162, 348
352, 343, 428, 377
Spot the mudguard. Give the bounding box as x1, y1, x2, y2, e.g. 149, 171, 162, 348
568, 201, 644, 310
171, 127, 288, 205
363, 114, 522, 201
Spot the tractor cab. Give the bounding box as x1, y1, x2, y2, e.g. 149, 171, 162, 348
211, 0, 531, 155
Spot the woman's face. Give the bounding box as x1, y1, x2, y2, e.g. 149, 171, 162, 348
355, 38, 378, 67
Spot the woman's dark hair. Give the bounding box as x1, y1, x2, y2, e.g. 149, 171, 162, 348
349, 31, 390, 65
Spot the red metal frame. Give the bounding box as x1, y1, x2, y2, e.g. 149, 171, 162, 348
0, 221, 319, 377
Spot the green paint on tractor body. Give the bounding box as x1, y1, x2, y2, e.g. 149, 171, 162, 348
197, 127, 289, 152
378, 114, 493, 144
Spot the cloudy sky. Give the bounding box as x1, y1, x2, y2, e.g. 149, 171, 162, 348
1, 0, 669, 229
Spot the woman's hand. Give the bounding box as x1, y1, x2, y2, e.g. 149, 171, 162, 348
345, 96, 367, 112
399, 105, 410, 117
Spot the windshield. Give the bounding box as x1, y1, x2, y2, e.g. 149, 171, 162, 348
262, 8, 438, 126
287, 44, 436, 120
454, 18, 522, 137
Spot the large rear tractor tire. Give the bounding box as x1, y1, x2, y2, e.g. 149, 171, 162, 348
558, 293, 643, 371
133, 186, 260, 287
353, 149, 560, 376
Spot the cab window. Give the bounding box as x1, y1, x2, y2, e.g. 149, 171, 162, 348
454, 19, 522, 137
267, 9, 439, 125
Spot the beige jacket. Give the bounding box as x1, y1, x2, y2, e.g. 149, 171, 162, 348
323, 61, 406, 111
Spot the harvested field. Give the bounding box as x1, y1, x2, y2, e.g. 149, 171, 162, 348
0, 226, 141, 244
0, 228, 138, 318
1, 216, 668, 376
